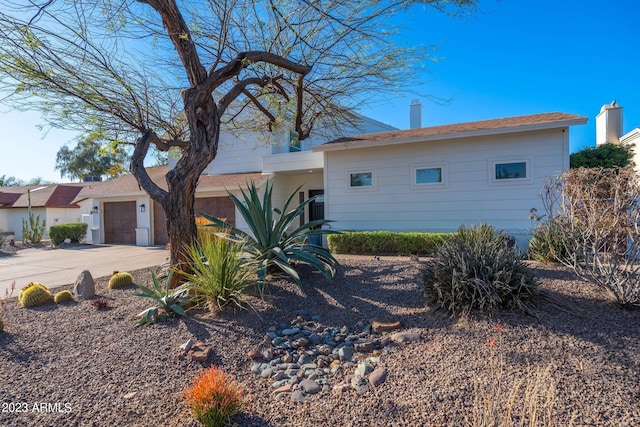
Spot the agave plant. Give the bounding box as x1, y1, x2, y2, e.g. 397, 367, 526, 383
202, 181, 338, 291
133, 270, 192, 326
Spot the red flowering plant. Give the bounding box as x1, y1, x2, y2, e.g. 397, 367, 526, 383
184, 365, 245, 427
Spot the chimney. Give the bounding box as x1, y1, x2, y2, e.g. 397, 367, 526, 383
596, 100, 623, 145
410, 99, 422, 129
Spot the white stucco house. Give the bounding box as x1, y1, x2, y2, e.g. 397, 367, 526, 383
1, 103, 590, 249
313, 110, 587, 248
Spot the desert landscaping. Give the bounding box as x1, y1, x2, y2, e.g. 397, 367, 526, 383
1, 251, 638, 427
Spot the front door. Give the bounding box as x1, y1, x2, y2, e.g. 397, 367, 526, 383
308, 190, 324, 223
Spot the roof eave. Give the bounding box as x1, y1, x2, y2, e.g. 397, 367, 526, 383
313, 117, 588, 153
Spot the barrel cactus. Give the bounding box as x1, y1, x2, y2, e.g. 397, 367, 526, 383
18, 282, 51, 308
54, 290, 74, 304
108, 271, 134, 289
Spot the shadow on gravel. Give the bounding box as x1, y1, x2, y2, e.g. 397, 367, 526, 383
0, 332, 37, 367
234, 413, 279, 427
229, 258, 456, 333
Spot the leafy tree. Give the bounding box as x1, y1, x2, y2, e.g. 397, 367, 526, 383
0, 175, 22, 186
570, 143, 634, 169
55, 135, 127, 182
0, 0, 477, 269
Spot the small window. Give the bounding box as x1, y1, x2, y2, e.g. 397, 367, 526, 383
495, 162, 527, 180
349, 171, 373, 187
289, 130, 301, 152
416, 167, 442, 184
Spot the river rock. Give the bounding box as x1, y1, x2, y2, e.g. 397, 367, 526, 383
391, 332, 422, 344
300, 379, 321, 394
369, 367, 388, 386
371, 318, 402, 334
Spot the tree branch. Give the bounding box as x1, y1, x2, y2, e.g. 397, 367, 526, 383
136, 0, 207, 86
131, 129, 168, 204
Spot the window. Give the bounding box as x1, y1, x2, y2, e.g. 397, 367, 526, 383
411, 164, 446, 189
349, 171, 373, 188
350, 172, 372, 187
289, 130, 301, 152
416, 167, 442, 184
495, 162, 527, 180
490, 159, 531, 184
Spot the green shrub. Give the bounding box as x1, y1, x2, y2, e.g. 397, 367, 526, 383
177, 235, 255, 311
422, 224, 538, 318
327, 231, 452, 256
49, 222, 88, 246
528, 220, 568, 263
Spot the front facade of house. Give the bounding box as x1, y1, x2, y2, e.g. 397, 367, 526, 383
314, 113, 587, 248
1, 107, 589, 249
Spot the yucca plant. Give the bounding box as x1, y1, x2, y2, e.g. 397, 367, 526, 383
422, 224, 539, 317
202, 181, 339, 292
177, 235, 255, 311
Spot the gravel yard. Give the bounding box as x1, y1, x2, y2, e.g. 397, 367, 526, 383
0, 254, 639, 426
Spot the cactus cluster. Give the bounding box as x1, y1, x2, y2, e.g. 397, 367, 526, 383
108, 271, 134, 289
18, 282, 51, 308
54, 290, 74, 304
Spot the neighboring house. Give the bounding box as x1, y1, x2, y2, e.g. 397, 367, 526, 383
594, 101, 640, 168
0, 183, 89, 240
1, 104, 590, 249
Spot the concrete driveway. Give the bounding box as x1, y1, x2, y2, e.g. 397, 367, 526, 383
0, 244, 169, 295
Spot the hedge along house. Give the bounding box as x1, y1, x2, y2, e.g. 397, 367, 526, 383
313, 109, 588, 249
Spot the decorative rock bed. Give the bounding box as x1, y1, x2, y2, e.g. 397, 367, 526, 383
247, 309, 422, 402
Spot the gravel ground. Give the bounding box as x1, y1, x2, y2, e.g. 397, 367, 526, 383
0, 254, 639, 427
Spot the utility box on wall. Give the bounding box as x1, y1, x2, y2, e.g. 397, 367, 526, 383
135, 228, 150, 246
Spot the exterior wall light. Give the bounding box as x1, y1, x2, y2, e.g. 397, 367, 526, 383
139, 204, 146, 213
92, 206, 99, 214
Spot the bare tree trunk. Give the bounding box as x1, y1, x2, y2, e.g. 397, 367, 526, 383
163, 91, 220, 272
132, 90, 220, 281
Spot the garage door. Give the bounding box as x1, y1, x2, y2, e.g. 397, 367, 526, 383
152, 197, 236, 246
103, 201, 137, 244
153, 200, 168, 246
195, 197, 236, 226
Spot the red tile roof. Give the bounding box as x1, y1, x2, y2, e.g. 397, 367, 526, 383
314, 112, 588, 151
0, 184, 86, 208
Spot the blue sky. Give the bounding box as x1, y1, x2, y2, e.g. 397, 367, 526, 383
1, 0, 638, 183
